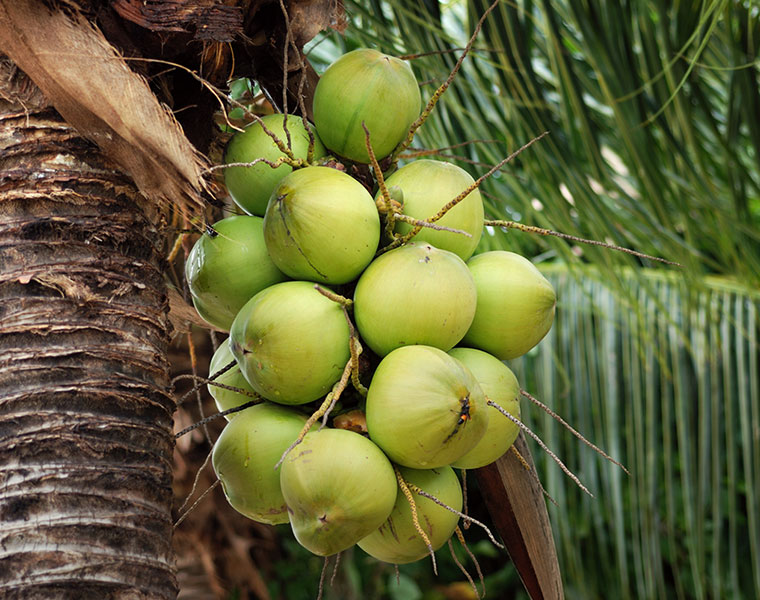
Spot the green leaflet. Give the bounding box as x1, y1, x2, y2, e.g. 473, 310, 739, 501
514, 268, 760, 600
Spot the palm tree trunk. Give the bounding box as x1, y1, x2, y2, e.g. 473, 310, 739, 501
0, 56, 177, 599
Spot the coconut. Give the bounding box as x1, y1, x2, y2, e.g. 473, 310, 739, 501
448, 347, 521, 468
353, 243, 477, 357
358, 465, 462, 564
229, 280, 350, 405
212, 402, 309, 525
313, 48, 421, 163
280, 428, 398, 556
185, 215, 288, 331
207, 338, 257, 419
462, 251, 556, 360
382, 160, 484, 260
224, 114, 326, 216
263, 166, 380, 284
365, 345, 488, 469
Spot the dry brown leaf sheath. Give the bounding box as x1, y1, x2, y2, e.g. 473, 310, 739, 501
0, 0, 208, 217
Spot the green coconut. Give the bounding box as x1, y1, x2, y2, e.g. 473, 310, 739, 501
462, 251, 556, 360
280, 428, 398, 556
207, 338, 258, 419
358, 465, 462, 564
263, 166, 380, 284
229, 280, 350, 405
353, 243, 477, 357
365, 345, 488, 469
382, 160, 484, 260
224, 114, 326, 216
448, 347, 521, 469
313, 48, 421, 163
185, 215, 288, 331
212, 402, 308, 525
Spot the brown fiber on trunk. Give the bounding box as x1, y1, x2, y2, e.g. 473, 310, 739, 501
0, 58, 177, 599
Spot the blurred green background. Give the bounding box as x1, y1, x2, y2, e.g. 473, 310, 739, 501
272, 1, 758, 598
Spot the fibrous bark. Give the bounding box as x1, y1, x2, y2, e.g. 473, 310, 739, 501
0, 58, 177, 599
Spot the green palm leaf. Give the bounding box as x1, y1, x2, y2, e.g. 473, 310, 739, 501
515, 268, 760, 600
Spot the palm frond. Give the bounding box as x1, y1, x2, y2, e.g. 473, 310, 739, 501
513, 268, 760, 599
328, 0, 760, 286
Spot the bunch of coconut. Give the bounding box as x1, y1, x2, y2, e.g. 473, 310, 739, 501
185, 48, 557, 563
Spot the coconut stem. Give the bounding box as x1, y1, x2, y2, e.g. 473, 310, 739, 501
509, 444, 531, 471
447, 537, 480, 599
380, 133, 549, 254
460, 469, 470, 530
277, 0, 293, 119
407, 483, 505, 550
486, 219, 681, 266
176, 448, 214, 520
204, 155, 302, 174
174, 479, 220, 529
274, 359, 353, 469
487, 399, 593, 497
277, 9, 315, 158
317, 556, 328, 600
454, 526, 486, 598
122, 57, 305, 167
314, 284, 353, 308
401, 151, 496, 171
424, 133, 548, 225
174, 399, 260, 439
175, 359, 236, 407
510, 445, 558, 507
314, 287, 367, 396
167, 231, 186, 263
401, 139, 500, 156
187, 330, 212, 444
395, 467, 437, 575
392, 213, 473, 236
342, 306, 368, 397
172, 373, 261, 401
520, 389, 630, 474
219, 72, 308, 164
330, 552, 341, 586
389, 0, 502, 167
363, 122, 397, 238
319, 362, 353, 428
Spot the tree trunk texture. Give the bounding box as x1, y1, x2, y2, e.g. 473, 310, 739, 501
0, 58, 177, 599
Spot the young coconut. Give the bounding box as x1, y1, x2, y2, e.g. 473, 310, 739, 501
207, 338, 257, 419
382, 160, 484, 261
353, 243, 477, 357
224, 114, 326, 216
462, 251, 556, 360
229, 280, 350, 405
313, 48, 421, 163
448, 347, 521, 468
365, 345, 488, 469
358, 465, 462, 564
280, 428, 398, 557
264, 166, 381, 284
185, 215, 288, 331
212, 402, 310, 525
